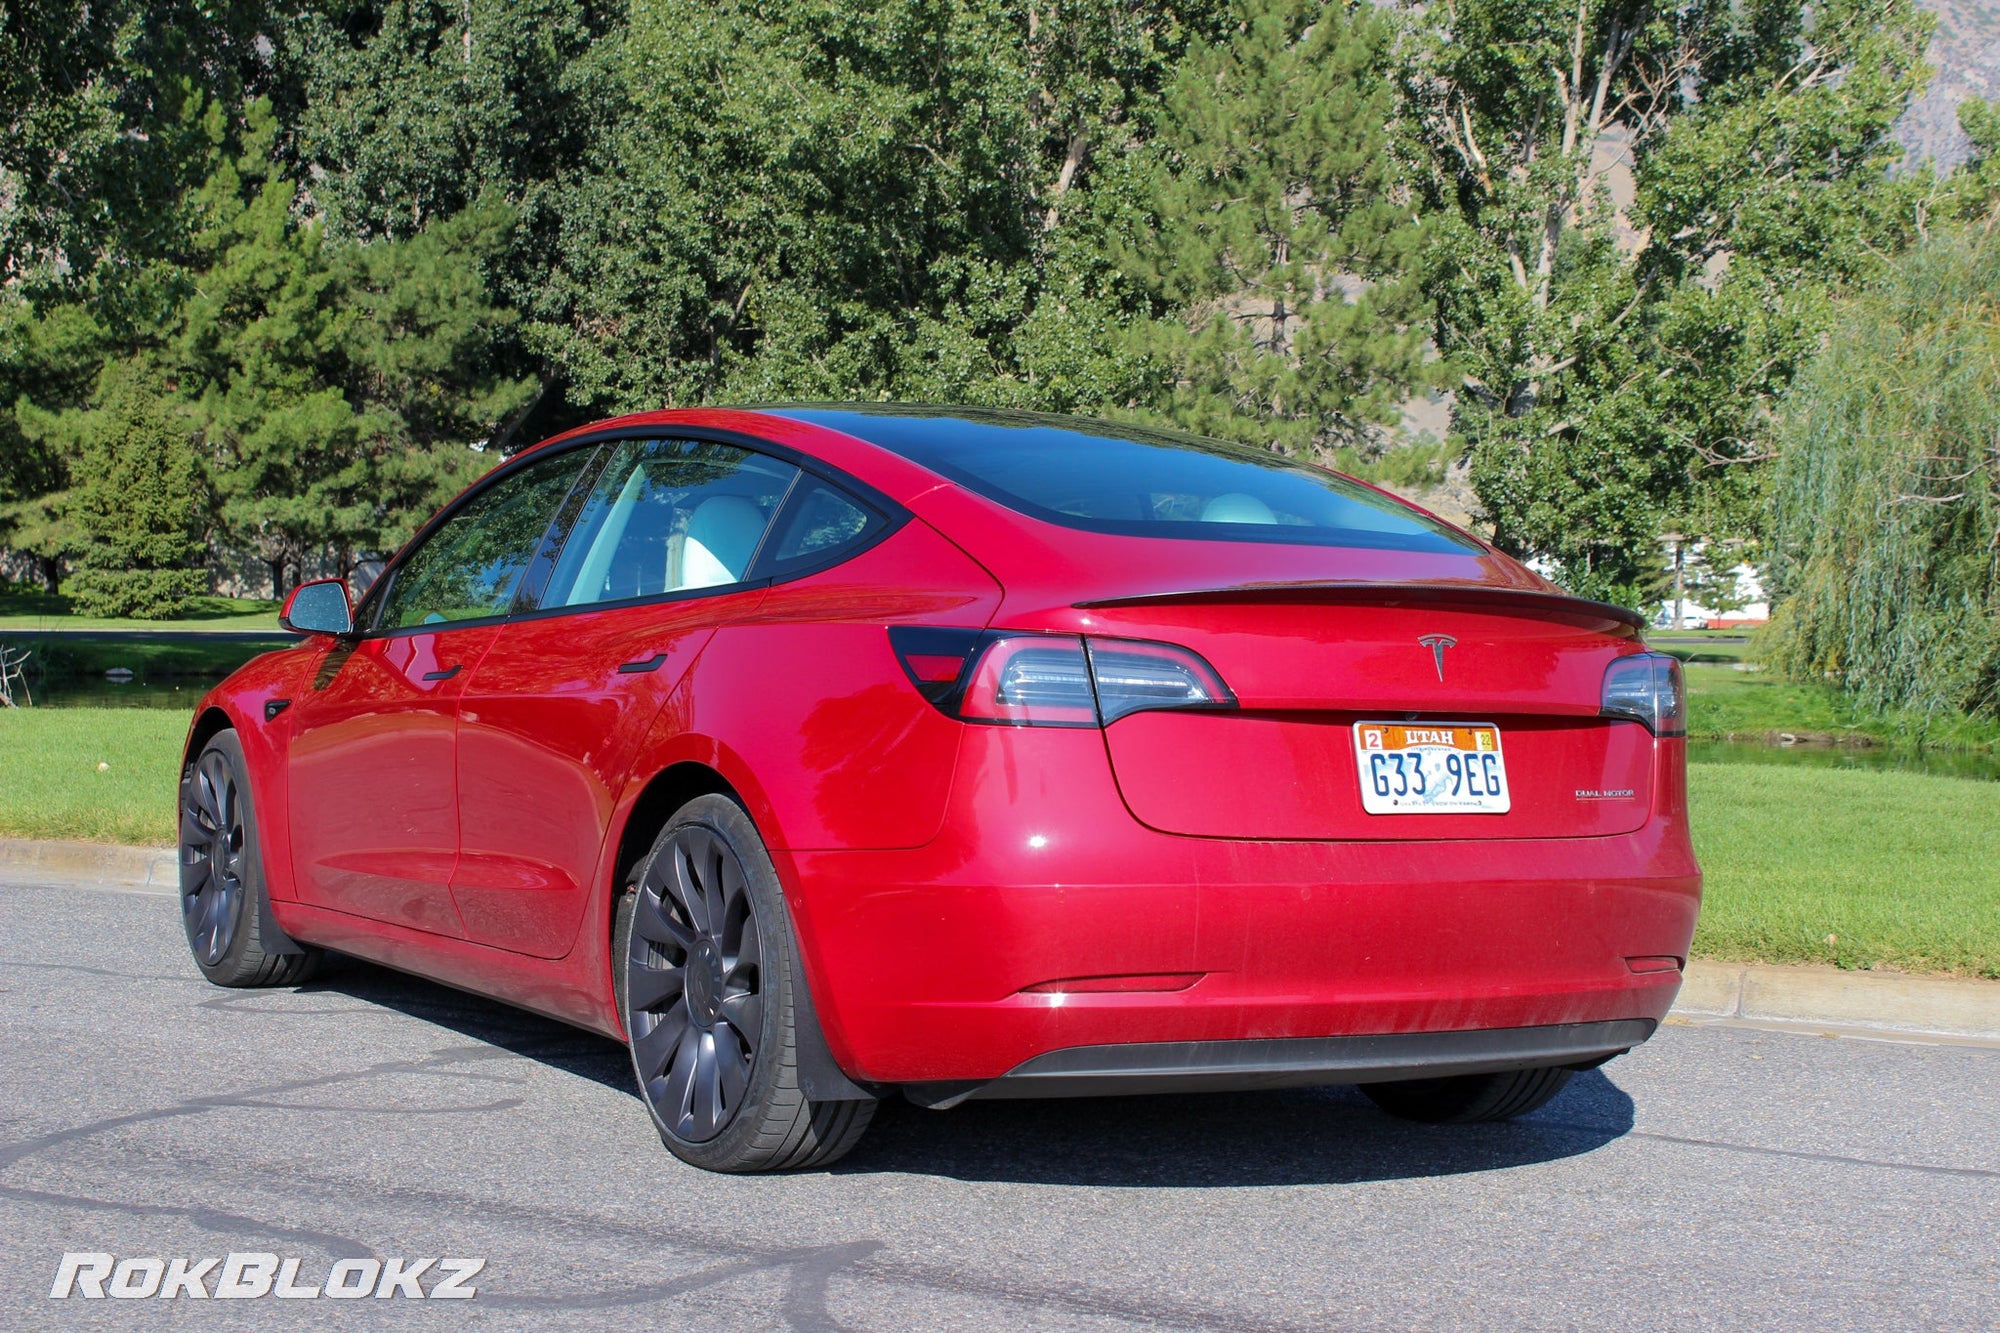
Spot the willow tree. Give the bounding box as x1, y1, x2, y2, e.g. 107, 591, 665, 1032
1764, 229, 2000, 720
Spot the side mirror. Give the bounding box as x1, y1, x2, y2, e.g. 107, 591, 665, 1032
280, 579, 355, 637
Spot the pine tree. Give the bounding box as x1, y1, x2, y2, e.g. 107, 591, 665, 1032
179, 99, 535, 592
26, 360, 209, 618
1124, 0, 1433, 454
0, 295, 108, 592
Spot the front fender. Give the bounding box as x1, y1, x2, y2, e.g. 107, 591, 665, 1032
184, 639, 326, 906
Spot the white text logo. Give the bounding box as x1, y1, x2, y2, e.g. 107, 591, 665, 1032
50, 1253, 484, 1300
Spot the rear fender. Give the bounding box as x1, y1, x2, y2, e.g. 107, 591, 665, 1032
603, 719, 872, 1095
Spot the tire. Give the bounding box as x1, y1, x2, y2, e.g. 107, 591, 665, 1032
1361, 1065, 1575, 1124
178, 731, 320, 988
616, 794, 875, 1173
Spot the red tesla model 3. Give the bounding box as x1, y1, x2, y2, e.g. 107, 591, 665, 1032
178, 406, 1699, 1172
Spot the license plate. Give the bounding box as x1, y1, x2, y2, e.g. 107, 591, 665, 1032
1353, 722, 1511, 815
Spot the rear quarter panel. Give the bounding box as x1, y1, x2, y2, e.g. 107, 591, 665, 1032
629, 516, 1003, 853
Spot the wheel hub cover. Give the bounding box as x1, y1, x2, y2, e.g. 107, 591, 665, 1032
687, 940, 724, 1025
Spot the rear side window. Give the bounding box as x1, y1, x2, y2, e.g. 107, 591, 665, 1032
541, 438, 798, 608
762, 477, 886, 572
773, 408, 1477, 555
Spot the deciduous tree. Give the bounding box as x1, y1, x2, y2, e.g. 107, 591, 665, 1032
1764, 227, 2000, 720
1404, 0, 1932, 602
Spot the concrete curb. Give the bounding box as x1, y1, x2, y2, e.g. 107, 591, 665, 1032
1672, 958, 2000, 1041
4, 838, 1997, 1041
0, 838, 178, 891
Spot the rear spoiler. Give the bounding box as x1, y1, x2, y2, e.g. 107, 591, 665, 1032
1074, 581, 1648, 631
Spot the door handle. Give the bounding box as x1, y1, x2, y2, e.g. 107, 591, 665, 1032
617, 652, 667, 674
422, 664, 462, 681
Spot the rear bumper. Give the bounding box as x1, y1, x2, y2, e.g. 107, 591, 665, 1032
904, 1018, 1657, 1108
779, 727, 1701, 1087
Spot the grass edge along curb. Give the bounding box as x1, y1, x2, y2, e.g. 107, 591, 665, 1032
4, 837, 1996, 1041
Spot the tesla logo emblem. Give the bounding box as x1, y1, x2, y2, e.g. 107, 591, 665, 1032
1418, 634, 1457, 682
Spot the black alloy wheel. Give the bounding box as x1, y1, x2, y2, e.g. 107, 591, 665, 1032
181, 745, 246, 968
619, 795, 876, 1172
627, 823, 765, 1142
177, 731, 320, 988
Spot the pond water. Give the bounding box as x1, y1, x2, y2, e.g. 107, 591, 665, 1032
1687, 739, 2000, 783
14, 676, 208, 710
0, 634, 281, 710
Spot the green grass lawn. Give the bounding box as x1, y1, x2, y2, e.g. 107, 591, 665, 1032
0, 587, 279, 632
2, 707, 1995, 979
0, 707, 188, 845
1690, 763, 2000, 978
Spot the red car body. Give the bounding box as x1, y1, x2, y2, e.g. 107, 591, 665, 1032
186, 407, 1699, 1102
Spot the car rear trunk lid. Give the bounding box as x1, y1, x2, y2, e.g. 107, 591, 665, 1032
1078, 587, 1655, 841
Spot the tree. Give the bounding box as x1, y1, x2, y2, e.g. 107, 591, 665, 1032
0, 0, 278, 299
1764, 227, 2000, 720
19, 360, 208, 618
1402, 0, 1932, 603
176, 99, 536, 592
287, 0, 619, 243
1940, 97, 2000, 224
1123, 0, 1432, 454
0, 0, 276, 590
0, 295, 107, 591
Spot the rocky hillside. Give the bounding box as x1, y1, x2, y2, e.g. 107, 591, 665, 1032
1904, 0, 2000, 168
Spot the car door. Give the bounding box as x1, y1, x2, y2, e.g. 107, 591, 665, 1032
285, 446, 595, 935
451, 437, 815, 957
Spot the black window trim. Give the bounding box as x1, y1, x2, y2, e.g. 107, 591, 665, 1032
353, 424, 908, 640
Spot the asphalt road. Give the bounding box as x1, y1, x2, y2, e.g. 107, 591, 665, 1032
2, 875, 1995, 1331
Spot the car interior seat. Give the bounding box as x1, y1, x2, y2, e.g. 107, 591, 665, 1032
1200, 492, 1278, 524
671, 494, 767, 590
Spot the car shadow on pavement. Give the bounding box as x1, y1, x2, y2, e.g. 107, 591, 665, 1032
835, 1074, 1637, 1188
298, 955, 636, 1094
299, 956, 1637, 1187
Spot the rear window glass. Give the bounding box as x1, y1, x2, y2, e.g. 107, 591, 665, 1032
772, 408, 1477, 554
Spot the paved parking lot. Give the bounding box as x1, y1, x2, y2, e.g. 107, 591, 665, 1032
2, 875, 1995, 1330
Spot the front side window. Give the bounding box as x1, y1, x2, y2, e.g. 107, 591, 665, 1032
374, 449, 592, 630
541, 439, 798, 609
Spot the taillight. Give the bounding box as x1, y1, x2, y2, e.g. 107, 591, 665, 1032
1084, 639, 1235, 723
960, 637, 1099, 727
1601, 652, 1686, 736
889, 628, 1235, 727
